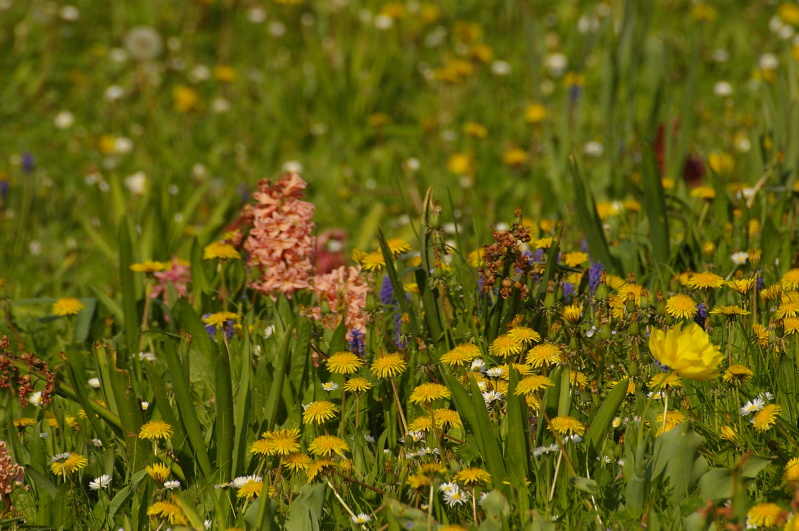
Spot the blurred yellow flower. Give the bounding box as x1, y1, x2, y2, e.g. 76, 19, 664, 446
463, 122, 488, 138
447, 153, 473, 175
708, 151, 734, 174
648, 322, 722, 381
503, 147, 527, 167
779, 3, 799, 25
52, 297, 84, 316
524, 103, 547, 124
691, 3, 717, 21
203, 241, 240, 260
173, 85, 199, 113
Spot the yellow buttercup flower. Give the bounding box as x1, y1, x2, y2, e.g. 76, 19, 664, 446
648, 322, 722, 381
52, 297, 84, 316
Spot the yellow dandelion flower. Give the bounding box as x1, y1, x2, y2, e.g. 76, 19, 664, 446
326, 351, 363, 374
433, 408, 462, 428
447, 152, 473, 174
775, 300, 799, 319
489, 334, 524, 358
52, 297, 84, 316
648, 372, 683, 389
203, 311, 239, 326
507, 326, 541, 345
648, 322, 722, 381
463, 121, 488, 138
236, 478, 264, 499
550, 415, 585, 436
13, 418, 36, 429
690, 186, 716, 200
467, 249, 484, 267
386, 238, 412, 257
525, 343, 562, 368
302, 401, 339, 424
306, 458, 335, 482
130, 260, 166, 273
440, 343, 480, 366
514, 375, 554, 395
783, 457, 799, 493
656, 410, 686, 435
309, 435, 350, 457
782, 269, 799, 291
371, 353, 407, 378
146, 463, 170, 482
561, 304, 582, 323
761, 284, 783, 301
784, 316, 799, 335
203, 241, 241, 260
617, 283, 649, 305
525, 394, 541, 410
343, 377, 372, 393
408, 415, 434, 432
409, 383, 451, 404
139, 420, 174, 441
746, 503, 785, 528
284, 452, 312, 472
453, 467, 491, 485
569, 371, 589, 390
752, 404, 780, 432
665, 294, 697, 319
710, 305, 750, 317
753, 323, 770, 347
524, 103, 548, 124
361, 251, 385, 271
534, 237, 553, 249
722, 365, 753, 385
407, 473, 431, 488
503, 147, 528, 167
687, 271, 725, 290
727, 278, 757, 295
720, 425, 738, 441
250, 428, 300, 456
147, 501, 187, 526
50, 453, 88, 475
562, 252, 589, 268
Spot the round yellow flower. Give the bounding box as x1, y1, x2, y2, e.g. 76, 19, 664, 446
302, 401, 339, 424
361, 251, 385, 272
489, 334, 524, 358
783, 457, 799, 493
782, 268, 799, 291
561, 304, 582, 324
440, 343, 480, 366
139, 420, 174, 440
719, 426, 738, 441
326, 351, 363, 374
385, 238, 411, 257
130, 260, 166, 273
409, 383, 451, 404
146, 463, 170, 482
453, 467, 491, 485
507, 326, 541, 345
525, 343, 562, 368
203, 241, 241, 260
648, 372, 683, 389
513, 375, 554, 395
722, 365, 753, 385
549, 415, 585, 436
687, 271, 725, 290
656, 410, 686, 435
203, 311, 239, 326
343, 377, 372, 393
250, 428, 300, 456
371, 353, 407, 378
752, 404, 780, 432
13, 418, 36, 429
308, 435, 349, 457
283, 452, 312, 472
746, 502, 785, 528
664, 294, 697, 319
710, 305, 750, 317
648, 322, 722, 381
50, 453, 88, 475
727, 278, 757, 295
52, 297, 84, 316
236, 478, 264, 499
147, 501, 187, 525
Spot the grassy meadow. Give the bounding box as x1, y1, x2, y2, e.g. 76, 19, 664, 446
2, 0, 799, 529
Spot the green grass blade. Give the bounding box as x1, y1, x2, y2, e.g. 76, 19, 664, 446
118, 216, 139, 361
215, 343, 235, 480
585, 378, 629, 461
641, 146, 670, 273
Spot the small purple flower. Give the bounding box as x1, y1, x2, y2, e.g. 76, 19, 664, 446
588, 261, 604, 294
348, 328, 365, 357
379, 276, 394, 306
203, 313, 235, 340
22, 152, 35, 175
562, 281, 574, 302
654, 358, 670, 372
694, 303, 707, 329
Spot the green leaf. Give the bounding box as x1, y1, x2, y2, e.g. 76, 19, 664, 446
468, 376, 508, 487
284, 483, 327, 531
73, 297, 97, 343
569, 477, 599, 495
108, 469, 148, 519
569, 155, 621, 274
215, 343, 235, 480
478, 490, 510, 531
698, 454, 770, 502
25, 466, 57, 501
504, 369, 531, 485
173, 298, 216, 394
651, 421, 704, 502
641, 146, 670, 271
442, 371, 484, 457
118, 216, 139, 359
265, 327, 293, 431
585, 378, 629, 461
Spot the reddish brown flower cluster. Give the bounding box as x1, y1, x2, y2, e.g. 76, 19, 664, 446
479, 213, 534, 299
228, 172, 316, 299
0, 440, 24, 510
0, 336, 56, 408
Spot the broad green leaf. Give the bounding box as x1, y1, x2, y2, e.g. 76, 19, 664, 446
651, 421, 704, 502
108, 469, 148, 519
215, 343, 235, 480
504, 369, 530, 485
642, 146, 670, 272
585, 378, 629, 460
284, 483, 327, 531
118, 216, 139, 359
